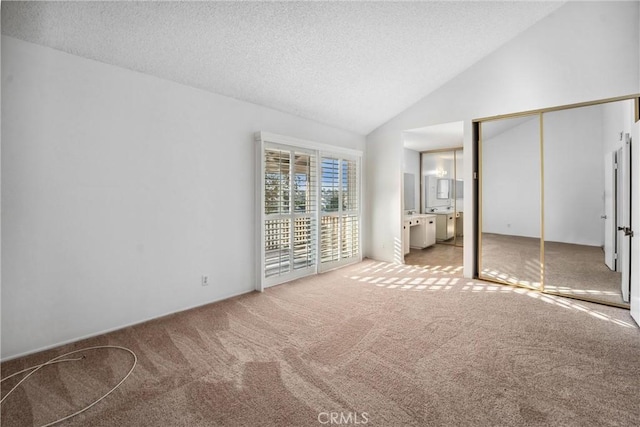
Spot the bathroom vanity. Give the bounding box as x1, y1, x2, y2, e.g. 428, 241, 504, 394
435, 212, 455, 241
403, 214, 436, 254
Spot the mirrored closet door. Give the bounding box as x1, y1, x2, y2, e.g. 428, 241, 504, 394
477, 96, 638, 308
542, 102, 633, 306
479, 114, 541, 289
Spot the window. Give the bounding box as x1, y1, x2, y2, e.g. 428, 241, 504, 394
257, 133, 361, 290
262, 145, 317, 285
320, 156, 360, 272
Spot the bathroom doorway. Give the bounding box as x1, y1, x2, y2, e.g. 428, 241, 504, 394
402, 121, 464, 270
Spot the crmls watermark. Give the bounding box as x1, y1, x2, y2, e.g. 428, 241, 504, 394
317, 412, 369, 425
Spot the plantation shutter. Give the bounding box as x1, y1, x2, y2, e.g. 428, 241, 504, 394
319, 155, 361, 272
257, 133, 361, 290
260, 142, 317, 288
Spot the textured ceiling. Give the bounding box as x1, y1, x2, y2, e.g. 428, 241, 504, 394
1, 1, 565, 135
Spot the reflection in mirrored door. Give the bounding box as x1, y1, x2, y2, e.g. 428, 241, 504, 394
542, 101, 634, 306
476, 95, 638, 308
422, 150, 458, 245
454, 149, 464, 247
479, 115, 541, 289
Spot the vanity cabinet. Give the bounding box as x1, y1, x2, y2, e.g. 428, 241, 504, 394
403, 220, 411, 255
424, 216, 436, 247
408, 215, 436, 249
455, 212, 464, 237
436, 213, 455, 241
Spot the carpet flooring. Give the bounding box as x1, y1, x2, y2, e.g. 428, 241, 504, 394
403, 243, 464, 271
480, 233, 625, 305
2, 257, 639, 426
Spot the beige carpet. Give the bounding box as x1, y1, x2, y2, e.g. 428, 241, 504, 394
404, 243, 464, 271
2, 257, 640, 426
480, 233, 624, 305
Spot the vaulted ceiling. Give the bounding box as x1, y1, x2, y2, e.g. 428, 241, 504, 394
1, 1, 565, 135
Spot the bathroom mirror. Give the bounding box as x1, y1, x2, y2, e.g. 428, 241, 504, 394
479, 114, 541, 290
423, 152, 454, 210
455, 180, 463, 198
404, 173, 415, 210
422, 150, 462, 246
436, 179, 450, 199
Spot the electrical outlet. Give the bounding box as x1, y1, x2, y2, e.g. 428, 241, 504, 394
201, 275, 209, 286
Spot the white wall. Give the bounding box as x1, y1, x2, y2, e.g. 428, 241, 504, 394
1, 36, 365, 360
544, 105, 605, 246
367, 129, 403, 262
482, 117, 541, 238
483, 106, 607, 246
602, 100, 634, 154
365, 2, 640, 277
402, 148, 420, 212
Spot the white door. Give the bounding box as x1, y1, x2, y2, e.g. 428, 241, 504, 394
618, 138, 631, 303
631, 122, 640, 325
603, 151, 616, 271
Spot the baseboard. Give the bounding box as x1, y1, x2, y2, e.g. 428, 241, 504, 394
1, 288, 256, 362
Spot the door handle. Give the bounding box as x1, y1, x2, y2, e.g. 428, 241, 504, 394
618, 226, 634, 237
600, 215, 607, 219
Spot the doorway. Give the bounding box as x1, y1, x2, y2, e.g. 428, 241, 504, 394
402, 121, 464, 270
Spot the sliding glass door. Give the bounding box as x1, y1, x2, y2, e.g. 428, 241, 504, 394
257, 133, 362, 290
